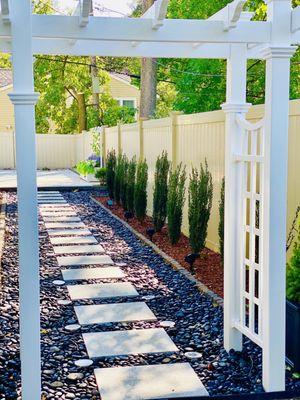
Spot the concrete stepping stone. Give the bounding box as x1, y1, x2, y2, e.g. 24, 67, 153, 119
82, 328, 178, 359
43, 216, 81, 223
39, 204, 71, 208
41, 211, 76, 216
45, 222, 85, 229
74, 302, 157, 325
53, 244, 104, 255
37, 194, 64, 198
50, 236, 98, 245
57, 255, 113, 267
38, 191, 60, 194
61, 266, 124, 281
94, 363, 209, 400
38, 200, 67, 204
48, 229, 92, 237
67, 282, 138, 300
38, 197, 65, 202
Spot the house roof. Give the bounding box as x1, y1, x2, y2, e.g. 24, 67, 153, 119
0, 68, 135, 89
110, 72, 132, 84
0, 69, 13, 88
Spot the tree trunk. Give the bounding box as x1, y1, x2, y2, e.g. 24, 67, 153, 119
90, 55, 100, 126
77, 93, 87, 132
140, 0, 157, 119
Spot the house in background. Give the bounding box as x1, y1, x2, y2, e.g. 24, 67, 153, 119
108, 72, 140, 111
0, 69, 14, 132
0, 69, 140, 133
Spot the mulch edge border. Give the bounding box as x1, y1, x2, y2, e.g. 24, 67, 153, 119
0, 192, 7, 264
90, 196, 224, 308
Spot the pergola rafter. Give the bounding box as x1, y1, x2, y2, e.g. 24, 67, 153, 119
141, 0, 170, 30
2, 1, 299, 399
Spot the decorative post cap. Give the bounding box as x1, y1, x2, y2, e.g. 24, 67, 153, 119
261, 46, 297, 60
221, 103, 251, 113
8, 92, 39, 105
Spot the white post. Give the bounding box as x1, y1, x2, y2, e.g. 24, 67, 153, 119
261, 45, 295, 393
222, 44, 250, 352
260, 0, 295, 392
8, 1, 41, 399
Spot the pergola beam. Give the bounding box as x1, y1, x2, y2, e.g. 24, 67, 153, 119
0, 38, 270, 59
142, 0, 169, 30
0, 15, 271, 44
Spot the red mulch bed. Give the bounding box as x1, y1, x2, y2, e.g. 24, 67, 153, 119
95, 196, 224, 298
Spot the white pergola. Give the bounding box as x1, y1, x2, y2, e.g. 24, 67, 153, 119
1, 0, 299, 398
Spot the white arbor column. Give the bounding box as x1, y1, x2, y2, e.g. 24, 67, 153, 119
261, 45, 295, 392
8, 1, 41, 399
222, 44, 250, 351
260, 0, 295, 391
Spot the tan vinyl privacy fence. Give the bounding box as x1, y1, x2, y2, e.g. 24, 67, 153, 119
0, 131, 93, 170
102, 100, 300, 254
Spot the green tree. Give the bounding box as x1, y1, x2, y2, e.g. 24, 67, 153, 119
134, 158, 148, 221
106, 150, 116, 199
167, 163, 186, 245
120, 154, 129, 210
114, 154, 123, 204
188, 161, 213, 254
153, 151, 170, 231
126, 157, 137, 213
218, 177, 225, 264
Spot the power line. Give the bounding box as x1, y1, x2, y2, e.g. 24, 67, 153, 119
34, 55, 176, 85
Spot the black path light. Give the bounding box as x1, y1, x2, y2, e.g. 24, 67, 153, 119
146, 227, 155, 241
184, 253, 200, 275
124, 211, 134, 223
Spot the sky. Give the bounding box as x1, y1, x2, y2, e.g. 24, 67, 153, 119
53, 0, 137, 17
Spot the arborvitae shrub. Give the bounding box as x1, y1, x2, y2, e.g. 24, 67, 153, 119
153, 151, 170, 232
120, 154, 129, 210
188, 160, 213, 254
167, 163, 186, 245
106, 150, 116, 199
95, 167, 107, 186
126, 157, 137, 214
114, 154, 122, 204
134, 158, 148, 221
218, 177, 225, 264
286, 220, 300, 303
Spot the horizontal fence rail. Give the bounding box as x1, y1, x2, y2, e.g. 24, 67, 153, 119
101, 100, 300, 257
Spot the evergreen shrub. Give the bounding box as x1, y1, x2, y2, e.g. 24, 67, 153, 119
188, 160, 213, 254
106, 150, 116, 199
153, 151, 170, 232
167, 163, 186, 245
134, 158, 148, 222
126, 157, 137, 214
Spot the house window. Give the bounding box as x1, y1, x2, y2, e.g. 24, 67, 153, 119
118, 99, 136, 109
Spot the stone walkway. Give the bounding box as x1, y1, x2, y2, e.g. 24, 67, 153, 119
0, 169, 97, 189
39, 191, 209, 399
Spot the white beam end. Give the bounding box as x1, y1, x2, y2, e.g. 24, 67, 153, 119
209, 0, 247, 31
142, 0, 169, 30
78, 0, 92, 27
0, 0, 10, 25
292, 6, 300, 33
